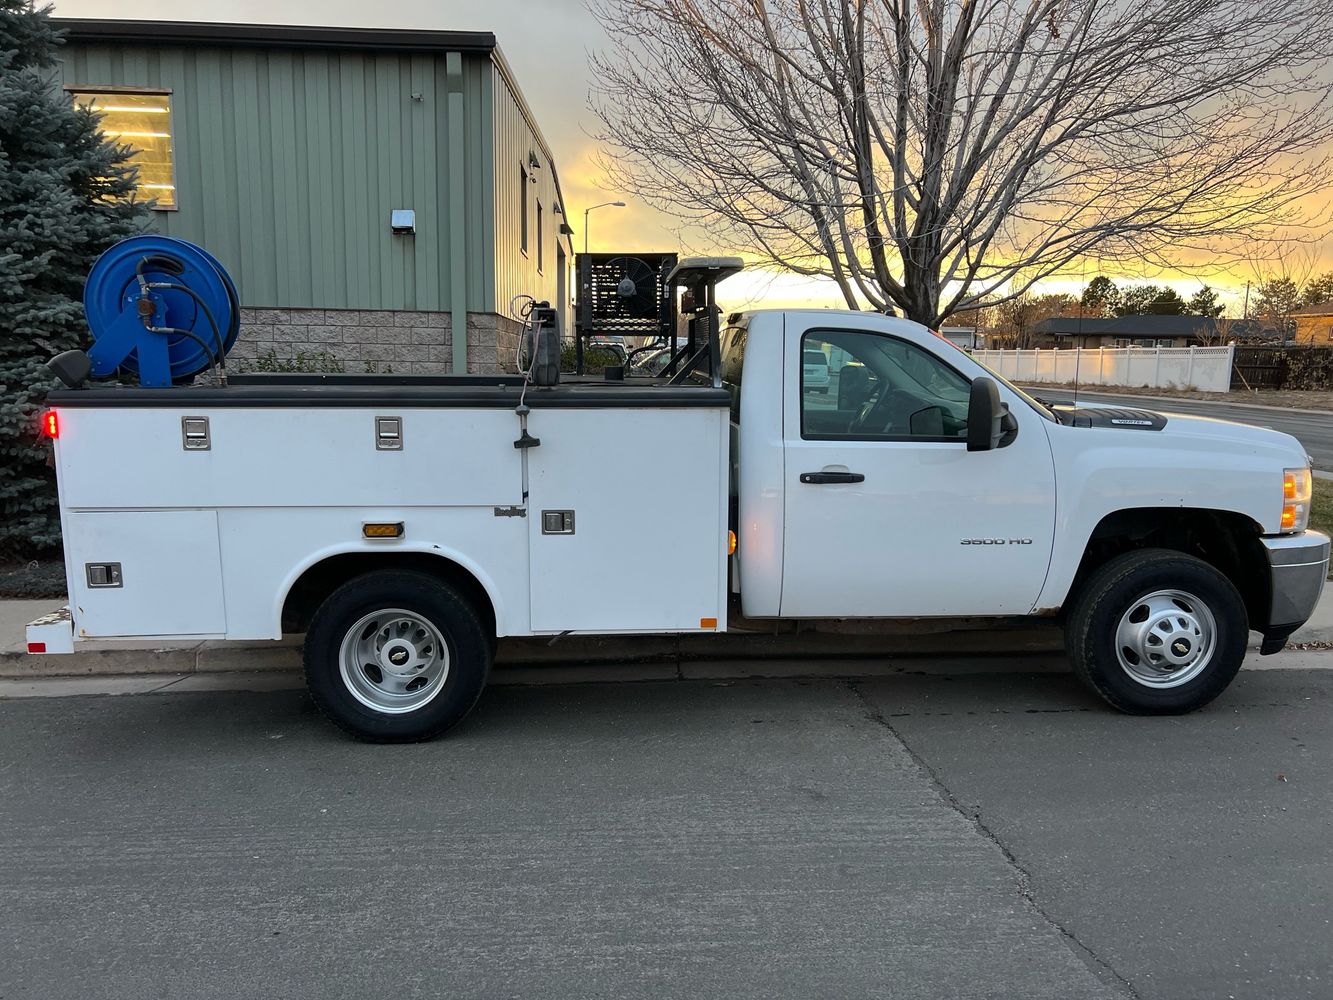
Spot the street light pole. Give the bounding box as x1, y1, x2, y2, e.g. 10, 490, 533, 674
583, 200, 626, 255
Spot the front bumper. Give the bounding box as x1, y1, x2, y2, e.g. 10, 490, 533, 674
1258, 530, 1330, 654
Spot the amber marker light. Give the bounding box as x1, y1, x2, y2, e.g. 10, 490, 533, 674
362, 522, 405, 539
728, 530, 737, 555
1281, 468, 1312, 532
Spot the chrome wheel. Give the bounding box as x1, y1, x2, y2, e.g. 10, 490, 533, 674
1114, 589, 1216, 688
337, 608, 450, 714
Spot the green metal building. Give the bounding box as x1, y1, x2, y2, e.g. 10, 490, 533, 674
54, 19, 575, 374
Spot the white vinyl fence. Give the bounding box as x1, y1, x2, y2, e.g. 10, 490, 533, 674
972, 345, 1235, 393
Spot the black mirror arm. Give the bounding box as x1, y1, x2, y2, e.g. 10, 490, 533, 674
998, 405, 1019, 448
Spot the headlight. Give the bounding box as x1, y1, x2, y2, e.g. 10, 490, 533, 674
1282, 467, 1313, 532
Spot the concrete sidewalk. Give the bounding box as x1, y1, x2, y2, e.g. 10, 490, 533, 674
5, 585, 1331, 682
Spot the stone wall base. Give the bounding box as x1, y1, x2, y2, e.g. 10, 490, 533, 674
231, 308, 522, 375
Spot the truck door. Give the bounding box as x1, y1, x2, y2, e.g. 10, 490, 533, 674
779, 320, 1056, 617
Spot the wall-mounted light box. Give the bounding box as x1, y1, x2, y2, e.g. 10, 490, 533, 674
390, 209, 416, 235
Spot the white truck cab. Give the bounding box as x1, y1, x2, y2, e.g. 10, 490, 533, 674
29, 259, 1328, 741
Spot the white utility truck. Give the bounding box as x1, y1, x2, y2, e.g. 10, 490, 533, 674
27, 254, 1329, 741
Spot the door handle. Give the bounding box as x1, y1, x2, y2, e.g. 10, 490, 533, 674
800, 471, 865, 484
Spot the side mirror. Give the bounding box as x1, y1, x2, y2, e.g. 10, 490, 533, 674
967, 377, 1008, 452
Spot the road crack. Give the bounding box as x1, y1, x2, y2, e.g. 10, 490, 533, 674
843, 678, 1144, 1000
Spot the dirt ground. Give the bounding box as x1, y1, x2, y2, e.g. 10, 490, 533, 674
0, 560, 66, 600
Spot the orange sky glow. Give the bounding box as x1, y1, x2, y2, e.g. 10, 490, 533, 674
56, 0, 1333, 316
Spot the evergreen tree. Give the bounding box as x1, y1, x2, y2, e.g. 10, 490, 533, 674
1186, 284, 1225, 318
0, 1, 146, 556
1254, 277, 1302, 339
1116, 285, 1187, 316
1080, 276, 1120, 317
1302, 271, 1333, 307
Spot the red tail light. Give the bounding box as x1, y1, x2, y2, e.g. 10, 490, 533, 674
42, 411, 59, 439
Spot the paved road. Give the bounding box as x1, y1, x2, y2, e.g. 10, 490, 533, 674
2, 670, 1329, 999
1026, 387, 1333, 470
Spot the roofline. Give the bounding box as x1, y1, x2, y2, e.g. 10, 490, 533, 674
51, 18, 497, 54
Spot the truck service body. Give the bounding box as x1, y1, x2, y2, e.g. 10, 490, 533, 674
28, 259, 1330, 740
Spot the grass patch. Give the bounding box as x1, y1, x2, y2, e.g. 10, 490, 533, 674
1311, 476, 1333, 537
1310, 477, 1333, 579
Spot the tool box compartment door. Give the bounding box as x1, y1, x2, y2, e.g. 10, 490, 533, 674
66, 510, 226, 637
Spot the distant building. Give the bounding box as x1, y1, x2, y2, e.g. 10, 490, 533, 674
938, 326, 980, 349
1031, 315, 1221, 349
1292, 302, 1333, 346
54, 18, 574, 374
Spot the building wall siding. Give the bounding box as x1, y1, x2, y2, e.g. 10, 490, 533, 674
490, 62, 568, 329
59, 43, 493, 313
1295, 316, 1333, 345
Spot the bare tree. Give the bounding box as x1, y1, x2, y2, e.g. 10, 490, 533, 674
590, 0, 1333, 326
1249, 243, 1320, 338
991, 292, 1076, 347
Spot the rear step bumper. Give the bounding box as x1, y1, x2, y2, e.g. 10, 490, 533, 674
25, 607, 75, 655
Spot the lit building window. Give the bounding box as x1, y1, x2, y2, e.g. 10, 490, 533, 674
69, 89, 176, 209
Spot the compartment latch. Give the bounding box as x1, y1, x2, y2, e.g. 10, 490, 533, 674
181, 416, 210, 451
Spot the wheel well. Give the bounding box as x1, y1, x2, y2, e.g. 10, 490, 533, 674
281, 552, 497, 637
1071, 508, 1269, 626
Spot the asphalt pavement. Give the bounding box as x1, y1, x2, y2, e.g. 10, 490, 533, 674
1027, 387, 1333, 470
2, 669, 1329, 999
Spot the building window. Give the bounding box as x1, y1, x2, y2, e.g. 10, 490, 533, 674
520, 167, 528, 254
69, 89, 176, 209
536, 201, 544, 273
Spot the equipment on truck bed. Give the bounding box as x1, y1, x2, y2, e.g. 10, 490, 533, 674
574, 252, 678, 374
83, 235, 240, 387
663, 256, 745, 384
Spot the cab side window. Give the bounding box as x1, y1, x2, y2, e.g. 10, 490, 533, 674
801, 329, 971, 440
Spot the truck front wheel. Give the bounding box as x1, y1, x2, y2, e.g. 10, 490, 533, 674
303, 570, 492, 741
1066, 549, 1248, 714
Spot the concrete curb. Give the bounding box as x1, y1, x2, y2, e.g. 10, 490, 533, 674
8, 644, 1333, 701
8, 589, 1330, 681
0, 623, 1068, 679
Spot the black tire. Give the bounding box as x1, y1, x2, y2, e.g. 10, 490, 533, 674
1065, 549, 1248, 714
303, 570, 492, 742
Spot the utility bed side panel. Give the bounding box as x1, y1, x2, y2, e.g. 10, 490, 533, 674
56, 407, 521, 509
65, 509, 226, 637
215, 505, 531, 639
525, 407, 729, 633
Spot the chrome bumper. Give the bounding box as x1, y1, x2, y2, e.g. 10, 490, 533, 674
1258, 530, 1330, 653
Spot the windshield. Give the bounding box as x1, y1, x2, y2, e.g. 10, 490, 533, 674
969, 356, 1057, 421
931, 337, 1056, 422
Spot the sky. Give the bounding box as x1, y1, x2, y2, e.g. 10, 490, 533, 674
54, 0, 1332, 315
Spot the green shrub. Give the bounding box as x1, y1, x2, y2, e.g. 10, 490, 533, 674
237, 348, 346, 374
559, 342, 622, 374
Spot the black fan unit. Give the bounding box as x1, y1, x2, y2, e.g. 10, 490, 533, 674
576, 252, 678, 341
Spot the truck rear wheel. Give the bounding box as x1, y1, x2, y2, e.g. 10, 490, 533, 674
303, 570, 492, 741
1066, 549, 1248, 714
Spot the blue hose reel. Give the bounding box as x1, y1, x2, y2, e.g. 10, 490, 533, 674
84, 236, 240, 386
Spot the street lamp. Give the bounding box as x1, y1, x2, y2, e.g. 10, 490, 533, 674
584, 201, 626, 254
